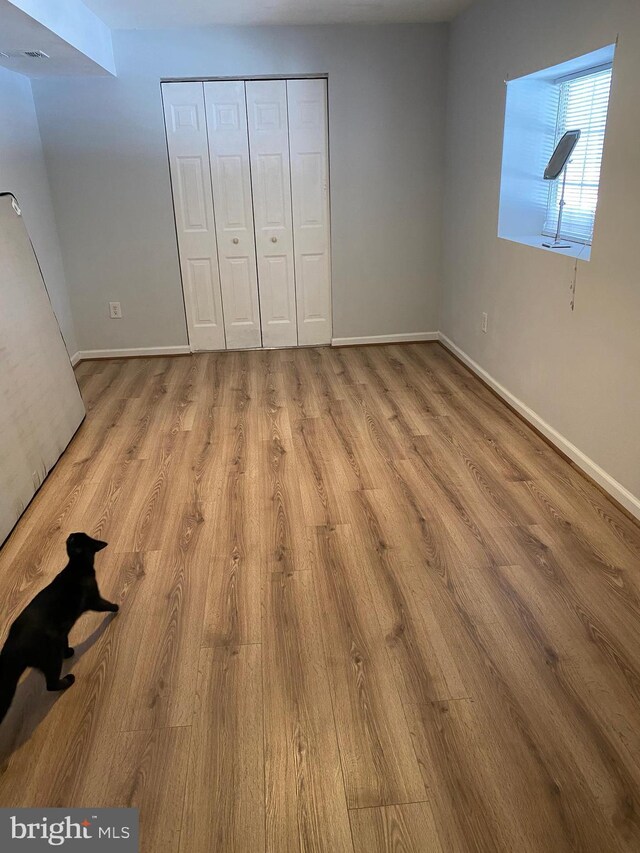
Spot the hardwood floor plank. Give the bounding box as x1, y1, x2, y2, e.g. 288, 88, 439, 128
349, 801, 444, 853
81, 458, 149, 550
408, 588, 635, 851
282, 355, 321, 421
263, 570, 353, 853
180, 644, 264, 853
319, 402, 377, 493
405, 697, 611, 853
258, 353, 314, 574
114, 432, 192, 554
291, 416, 348, 526
345, 488, 467, 704
202, 353, 263, 646
493, 561, 640, 772
313, 523, 426, 808
497, 521, 640, 651
120, 503, 210, 730
103, 726, 190, 853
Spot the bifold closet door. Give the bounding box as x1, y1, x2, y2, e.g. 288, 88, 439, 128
287, 79, 332, 346
204, 81, 262, 349
162, 82, 226, 351
246, 80, 298, 348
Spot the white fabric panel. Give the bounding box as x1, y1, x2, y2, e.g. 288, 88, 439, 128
0, 194, 85, 544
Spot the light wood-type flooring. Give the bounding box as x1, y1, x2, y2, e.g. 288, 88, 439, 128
1, 342, 640, 852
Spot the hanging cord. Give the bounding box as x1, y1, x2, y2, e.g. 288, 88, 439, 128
569, 242, 589, 310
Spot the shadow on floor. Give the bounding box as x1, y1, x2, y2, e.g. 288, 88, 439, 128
0, 613, 117, 768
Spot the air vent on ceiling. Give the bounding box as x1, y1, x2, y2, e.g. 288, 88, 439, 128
0, 49, 50, 59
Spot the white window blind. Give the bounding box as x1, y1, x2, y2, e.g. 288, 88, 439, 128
543, 65, 612, 245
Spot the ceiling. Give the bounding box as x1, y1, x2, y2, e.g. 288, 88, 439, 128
0, 0, 474, 78
0, 1, 109, 76
81, 0, 473, 29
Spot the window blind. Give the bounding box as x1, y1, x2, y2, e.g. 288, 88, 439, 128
543, 66, 612, 244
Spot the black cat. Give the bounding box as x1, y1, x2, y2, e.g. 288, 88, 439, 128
0, 532, 119, 723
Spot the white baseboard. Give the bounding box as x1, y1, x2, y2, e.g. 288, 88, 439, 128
438, 333, 640, 521
73, 345, 191, 363
70, 352, 81, 366
331, 332, 439, 346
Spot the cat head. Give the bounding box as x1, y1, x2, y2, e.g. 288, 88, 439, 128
66, 532, 108, 559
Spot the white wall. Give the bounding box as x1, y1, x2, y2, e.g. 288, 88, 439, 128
441, 0, 640, 509
32, 24, 448, 351
0, 65, 77, 355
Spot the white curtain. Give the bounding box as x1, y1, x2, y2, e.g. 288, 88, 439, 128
0, 193, 85, 544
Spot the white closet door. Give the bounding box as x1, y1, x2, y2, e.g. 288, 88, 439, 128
287, 79, 332, 346
204, 81, 262, 350
162, 82, 226, 351
246, 80, 298, 348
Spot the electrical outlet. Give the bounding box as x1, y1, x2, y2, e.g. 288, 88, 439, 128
109, 301, 122, 319
481, 312, 488, 333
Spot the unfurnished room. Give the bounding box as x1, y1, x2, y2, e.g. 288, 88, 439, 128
0, 0, 639, 850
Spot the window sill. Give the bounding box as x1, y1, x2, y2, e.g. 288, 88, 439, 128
499, 233, 591, 262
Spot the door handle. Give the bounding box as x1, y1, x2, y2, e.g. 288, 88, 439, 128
232, 237, 239, 244
271, 236, 278, 243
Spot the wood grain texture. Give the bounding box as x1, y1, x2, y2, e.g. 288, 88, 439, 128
313, 523, 426, 808
0, 343, 639, 852
349, 802, 443, 853
263, 570, 352, 852
104, 726, 191, 853
180, 644, 264, 853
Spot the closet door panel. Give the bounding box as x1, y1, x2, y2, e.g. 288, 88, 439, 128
184, 258, 219, 327
205, 81, 262, 349
162, 82, 226, 351
246, 80, 298, 348
287, 79, 332, 345
262, 254, 294, 327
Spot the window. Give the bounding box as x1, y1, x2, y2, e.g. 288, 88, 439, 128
543, 65, 613, 245
498, 44, 615, 261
